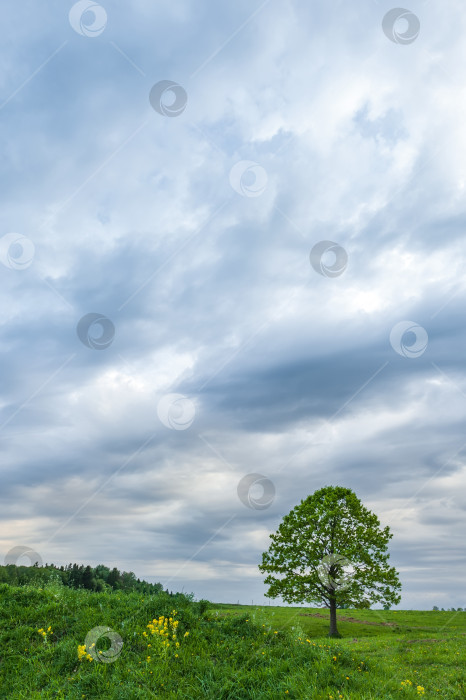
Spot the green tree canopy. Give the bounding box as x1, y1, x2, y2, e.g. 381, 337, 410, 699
259, 485, 402, 637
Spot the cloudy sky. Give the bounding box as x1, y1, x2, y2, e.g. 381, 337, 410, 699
1, 0, 465, 610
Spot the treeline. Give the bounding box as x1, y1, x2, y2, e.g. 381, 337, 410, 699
432, 606, 464, 611
0, 563, 166, 594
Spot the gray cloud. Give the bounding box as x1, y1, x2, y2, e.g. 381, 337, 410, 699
1, 0, 466, 609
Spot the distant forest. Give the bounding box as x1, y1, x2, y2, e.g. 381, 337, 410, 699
0, 562, 167, 594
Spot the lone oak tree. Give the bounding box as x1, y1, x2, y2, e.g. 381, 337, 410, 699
259, 486, 401, 637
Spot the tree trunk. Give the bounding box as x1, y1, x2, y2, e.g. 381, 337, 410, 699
328, 597, 341, 638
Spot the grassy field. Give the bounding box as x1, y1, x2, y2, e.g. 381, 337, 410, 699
0, 581, 464, 698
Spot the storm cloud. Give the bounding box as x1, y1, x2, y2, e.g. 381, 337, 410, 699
1, 0, 465, 610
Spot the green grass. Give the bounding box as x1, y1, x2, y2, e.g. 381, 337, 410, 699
0, 582, 464, 698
